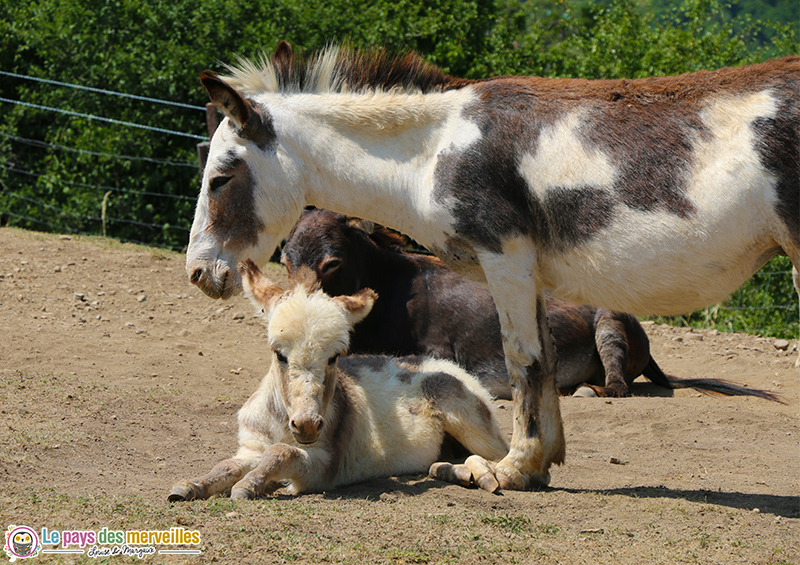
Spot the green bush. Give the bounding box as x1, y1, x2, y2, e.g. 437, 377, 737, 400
649, 257, 798, 340
0, 0, 796, 337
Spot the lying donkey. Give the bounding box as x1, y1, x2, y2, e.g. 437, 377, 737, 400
282, 208, 781, 402
168, 259, 509, 500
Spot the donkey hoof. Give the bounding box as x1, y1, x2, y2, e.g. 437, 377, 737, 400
168, 481, 198, 502
494, 464, 527, 491
230, 486, 256, 500
573, 386, 597, 398
429, 461, 471, 487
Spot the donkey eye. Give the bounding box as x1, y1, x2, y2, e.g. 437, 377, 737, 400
321, 258, 342, 276
209, 175, 232, 192
328, 353, 340, 365
275, 351, 288, 364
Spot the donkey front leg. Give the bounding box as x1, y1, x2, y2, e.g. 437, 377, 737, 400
230, 443, 310, 499
479, 247, 565, 490
168, 447, 261, 501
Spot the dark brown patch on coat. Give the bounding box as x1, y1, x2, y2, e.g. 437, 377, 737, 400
338, 355, 388, 376
476, 400, 493, 426
433, 78, 618, 253
434, 58, 800, 252
206, 156, 264, 251
523, 360, 545, 439
239, 102, 278, 152
395, 355, 425, 372
750, 83, 800, 239
395, 370, 413, 384
421, 372, 467, 407
321, 371, 356, 485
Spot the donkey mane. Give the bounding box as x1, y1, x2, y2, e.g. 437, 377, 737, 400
222, 44, 469, 97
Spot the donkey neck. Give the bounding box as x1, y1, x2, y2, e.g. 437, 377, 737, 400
263, 88, 481, 246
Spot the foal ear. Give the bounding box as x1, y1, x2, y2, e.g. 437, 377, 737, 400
200, 70, 253, 130
238, 259, 285, 309
334, 288, 378, 326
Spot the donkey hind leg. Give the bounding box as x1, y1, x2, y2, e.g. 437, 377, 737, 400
168, 447, 261, 502
477, 246, 565, 491
427, 375, 509, 493
588, 312, 632, 397
230, 443, 308, 499
793, 266, 799, 368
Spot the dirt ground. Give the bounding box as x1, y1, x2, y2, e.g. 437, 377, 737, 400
1, 227, 798, 565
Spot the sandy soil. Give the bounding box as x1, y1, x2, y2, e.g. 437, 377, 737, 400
0, 227, 798, 564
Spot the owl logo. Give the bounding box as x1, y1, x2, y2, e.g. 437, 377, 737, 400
4, 525, 41, 561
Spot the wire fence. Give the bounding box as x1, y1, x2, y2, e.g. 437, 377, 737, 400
1, 70, 798, 340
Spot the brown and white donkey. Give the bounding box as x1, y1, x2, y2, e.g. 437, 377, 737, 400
186, 42, 798, 489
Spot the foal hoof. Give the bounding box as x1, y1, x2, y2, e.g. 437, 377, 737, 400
429, 461, 471, 487
230, 486, 256, 500
168, 481, 199, 502
464, 455, 500, 494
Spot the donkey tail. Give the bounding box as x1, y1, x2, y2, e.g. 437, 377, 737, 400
641, 358, 784, 404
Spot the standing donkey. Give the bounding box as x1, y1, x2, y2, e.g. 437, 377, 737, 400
169, 260, 508, 500
186, 42, 799, 490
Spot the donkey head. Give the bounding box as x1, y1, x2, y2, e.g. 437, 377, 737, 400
238, 259, 376, 444
281, 208, 379, 297
187, 42, 305, 300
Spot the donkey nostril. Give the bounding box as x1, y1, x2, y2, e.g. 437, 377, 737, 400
315, 419, 324, 433
190, 268, 203, 285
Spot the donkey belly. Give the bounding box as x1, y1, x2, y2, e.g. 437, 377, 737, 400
539, 207, 782, 316
333, 421, 444, 488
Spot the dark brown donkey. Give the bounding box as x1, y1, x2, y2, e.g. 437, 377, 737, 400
281, 208, 780, 402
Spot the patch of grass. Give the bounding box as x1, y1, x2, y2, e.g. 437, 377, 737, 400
479, 514, 531, 535
427, 513, 451, 525
536, 523, 560, 536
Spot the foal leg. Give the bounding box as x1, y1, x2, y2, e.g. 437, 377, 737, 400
426, 372, 509, 492
477, 247, 565, 490
168, 447, 260, 501
230, 443, 310, 499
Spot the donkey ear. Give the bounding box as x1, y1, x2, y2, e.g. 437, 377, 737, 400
346, 217, 375, 235
334, 288, 377, 326
273, 41, 293, 66
238, 259, 285, 310
200, 70, 253, 130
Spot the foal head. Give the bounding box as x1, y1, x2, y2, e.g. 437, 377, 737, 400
238, 259, 376, 444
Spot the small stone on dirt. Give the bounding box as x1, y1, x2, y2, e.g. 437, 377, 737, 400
772, 339, 790, 351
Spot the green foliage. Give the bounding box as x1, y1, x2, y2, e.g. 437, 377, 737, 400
0, 0, 796, 336
509, 0, 797, 78
649, 257, 799, 340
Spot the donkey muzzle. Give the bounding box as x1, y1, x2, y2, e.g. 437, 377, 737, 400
186, 259, 242, 299
289, 411, 324, 444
